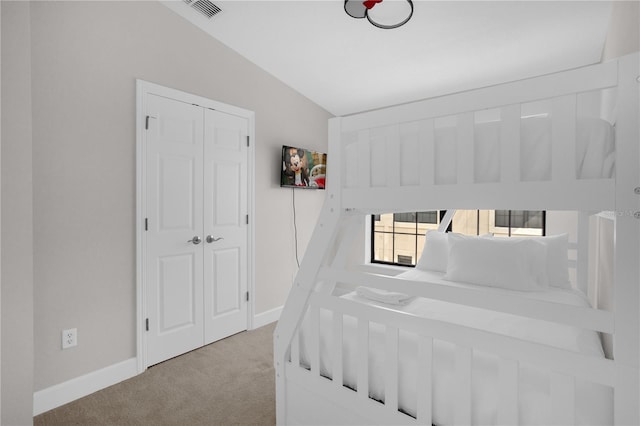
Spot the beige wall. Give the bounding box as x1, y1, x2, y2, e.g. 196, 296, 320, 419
2, 0, 331, 417
602, 1, 640, 60
1, 2, 35, 424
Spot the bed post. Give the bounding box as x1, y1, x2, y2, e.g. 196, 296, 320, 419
274, 117, 344, 425
612, 52, 640, 425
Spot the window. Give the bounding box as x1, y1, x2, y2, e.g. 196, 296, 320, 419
449, 210, 544, 237
371, 210, 545, 266
371, 211, 444, 266
493, 210, 545, 237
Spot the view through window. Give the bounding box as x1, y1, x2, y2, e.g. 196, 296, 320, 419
371, 210, 545, 266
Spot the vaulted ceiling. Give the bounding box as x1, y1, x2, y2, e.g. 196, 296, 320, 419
163, 1, 613, 116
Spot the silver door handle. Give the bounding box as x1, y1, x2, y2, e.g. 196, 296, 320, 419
206, 235, 224, 243
187, 236, 202, 245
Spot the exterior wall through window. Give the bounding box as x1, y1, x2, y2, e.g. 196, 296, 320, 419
371, 210, 545, 266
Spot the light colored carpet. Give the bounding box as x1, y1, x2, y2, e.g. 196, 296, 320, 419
34, 322, 277, 426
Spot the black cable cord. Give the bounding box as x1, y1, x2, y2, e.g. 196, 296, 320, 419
292, 188, 300, 268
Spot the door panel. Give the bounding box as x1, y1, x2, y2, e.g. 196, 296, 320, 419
203, 109, 249, 345
209, 248, 241, 315
214, 162, 242, 226
158, 155, 196, 230
158, 253, 197, 332
146, 94, 204, 366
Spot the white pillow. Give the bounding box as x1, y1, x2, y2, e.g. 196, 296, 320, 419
416, 232, 492, 272
415, 231, 449, 272
445, 237, 549, 291
514, 234, 570, 289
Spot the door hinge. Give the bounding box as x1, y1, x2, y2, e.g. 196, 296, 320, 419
145, 218, 148, 231
245, 292, 250, 302
145, 115, 157, 130
246, 136, 250, 147
145, 318, 149, 331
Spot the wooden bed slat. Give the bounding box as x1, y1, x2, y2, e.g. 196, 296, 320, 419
497, 358, 519, 425
358, 130, 371, 188
551, 94, 577, 182
399, 122, 420, 186
309, 306, 320, 377
576, 212, 590, 296
453, 346, 473, 425
385, 326, 399, 413
416, 336, 433, 424
550, 372, 576, 425
370, 127, 387, 188
386, 125, 401, 188
357, 318, 370, 402
418, 119, 435, 187
332, 311, 344, 389
500, 104, 521, 183
457, 112, 475, 184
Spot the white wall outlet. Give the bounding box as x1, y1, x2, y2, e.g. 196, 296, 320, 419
62, 328, 77, 349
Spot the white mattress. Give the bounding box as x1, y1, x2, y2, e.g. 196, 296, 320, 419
298, 270, 612, 425
434, 116, 614, 184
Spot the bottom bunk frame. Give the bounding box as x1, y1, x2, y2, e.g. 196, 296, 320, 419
274, 209, 639, 426
280, 290, 622, 426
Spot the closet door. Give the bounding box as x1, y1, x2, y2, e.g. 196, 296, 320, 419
145, 94, 205, 366
203, 110, 249, 344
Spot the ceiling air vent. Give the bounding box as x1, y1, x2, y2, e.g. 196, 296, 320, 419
183, 0, 222, 19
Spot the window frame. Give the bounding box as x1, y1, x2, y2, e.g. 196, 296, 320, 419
370, 210, 546, 267
369, 211, 448, 267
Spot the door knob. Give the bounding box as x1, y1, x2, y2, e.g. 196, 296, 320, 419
206, 235, 224, 243
187, 236, 202, 245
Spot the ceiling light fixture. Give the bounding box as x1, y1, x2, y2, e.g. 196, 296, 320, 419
345, 0, 413, 29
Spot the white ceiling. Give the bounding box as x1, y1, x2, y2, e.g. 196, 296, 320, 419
163, 1, 613, 116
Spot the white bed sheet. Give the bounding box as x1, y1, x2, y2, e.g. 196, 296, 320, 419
434, 116, 614, 184
298, 269, 612, 425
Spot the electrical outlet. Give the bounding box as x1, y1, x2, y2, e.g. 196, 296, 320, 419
62, 328, 77, 349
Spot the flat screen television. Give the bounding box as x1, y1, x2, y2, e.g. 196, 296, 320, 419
281, 145, 327, 189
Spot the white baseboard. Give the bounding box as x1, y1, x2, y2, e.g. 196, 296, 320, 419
33, 357, 138, 416
33, 310, 281, 416
253, 305, 282, 329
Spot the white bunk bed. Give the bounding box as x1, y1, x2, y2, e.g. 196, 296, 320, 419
274, 53, 639, 425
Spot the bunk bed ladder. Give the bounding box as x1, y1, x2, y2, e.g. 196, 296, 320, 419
274, 118, 346, 425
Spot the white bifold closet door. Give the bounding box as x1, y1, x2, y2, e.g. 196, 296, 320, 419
145, 94, 248, 366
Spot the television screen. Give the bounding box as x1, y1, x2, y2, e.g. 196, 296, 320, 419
281, 145, 327, 189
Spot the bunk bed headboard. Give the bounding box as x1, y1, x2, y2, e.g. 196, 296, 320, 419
332, 60, 620, 213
